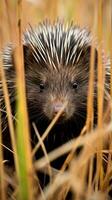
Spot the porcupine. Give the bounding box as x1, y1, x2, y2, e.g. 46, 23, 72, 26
1, 21, 111, 195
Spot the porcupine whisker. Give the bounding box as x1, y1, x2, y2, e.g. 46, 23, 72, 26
29, 110, 47, 122
74, 114, 86, 123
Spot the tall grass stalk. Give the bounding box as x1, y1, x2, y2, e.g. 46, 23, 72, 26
14, 1, 34, 199
0, 0, 112, 199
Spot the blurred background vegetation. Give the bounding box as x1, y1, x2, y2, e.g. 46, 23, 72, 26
0, 0, 111, 51
0, 1, 112, 199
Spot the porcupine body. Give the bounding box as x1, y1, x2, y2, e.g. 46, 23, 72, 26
1, 21, 110, 170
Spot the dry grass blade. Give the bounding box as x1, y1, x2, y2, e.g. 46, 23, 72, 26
32, 102, 67, 157
0, 1, 112, 199
103, 1, 112, 192
0, 45, 19, 178
0, 107, 6, 200
97, 0, 104, 128
86, 2, 97, 194
38, 172, 70, 200
0, 3, 6, 198
34, 123, 111, 170
32, 122, 52, 181
95, 0, 104, 191
85, 35, 96, 131
36, 124, 112, 200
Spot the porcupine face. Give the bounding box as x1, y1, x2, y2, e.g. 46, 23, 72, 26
25, 59, 90, 123
24, 21, 97, 124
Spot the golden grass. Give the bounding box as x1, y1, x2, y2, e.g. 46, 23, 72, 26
0, 0, 112, 200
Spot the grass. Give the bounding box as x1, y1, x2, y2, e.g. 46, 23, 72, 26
0, 0, 112, 199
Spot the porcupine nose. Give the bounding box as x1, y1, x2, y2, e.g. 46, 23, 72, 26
52, 100, 65, 117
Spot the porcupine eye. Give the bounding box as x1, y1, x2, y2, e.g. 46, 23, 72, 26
72, 82, 78, 90
39, 83, 45, 92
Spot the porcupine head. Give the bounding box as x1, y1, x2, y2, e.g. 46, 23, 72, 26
23, 21, 98, 134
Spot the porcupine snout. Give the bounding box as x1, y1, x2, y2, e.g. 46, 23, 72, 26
52, 99, 65, 117
43, 93, 73, 122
